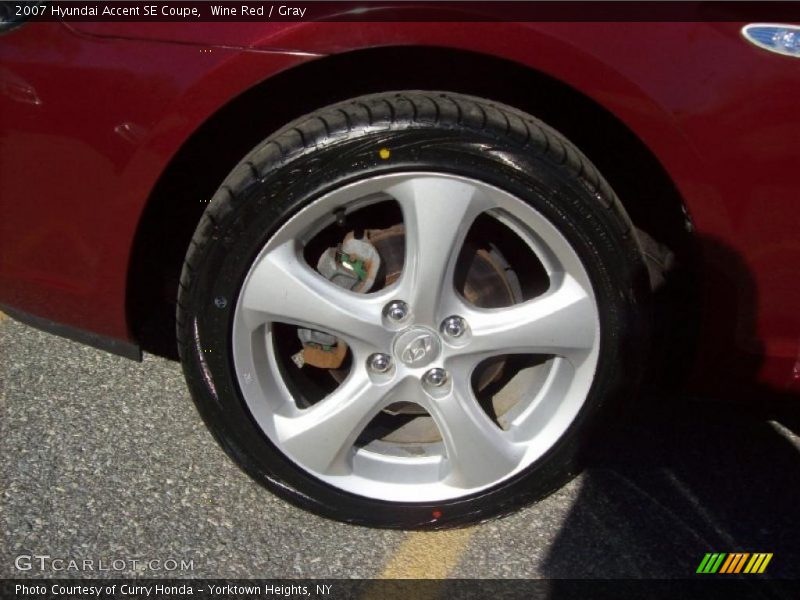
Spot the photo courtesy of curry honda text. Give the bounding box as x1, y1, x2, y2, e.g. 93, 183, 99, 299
1, 8, 799, 528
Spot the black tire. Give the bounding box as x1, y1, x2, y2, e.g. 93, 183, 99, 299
177, 91, 649, 528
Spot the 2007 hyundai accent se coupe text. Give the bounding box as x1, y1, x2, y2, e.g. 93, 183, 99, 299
1, 6, 799, 527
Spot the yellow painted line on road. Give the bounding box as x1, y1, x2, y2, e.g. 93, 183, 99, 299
379, 528, 476, 579
0, 311, 6, 323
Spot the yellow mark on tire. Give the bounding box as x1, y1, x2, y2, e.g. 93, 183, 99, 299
379, 528, 475, 579
379, 148, 391, 160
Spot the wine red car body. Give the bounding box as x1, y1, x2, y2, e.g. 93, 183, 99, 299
1, 13, 798, 527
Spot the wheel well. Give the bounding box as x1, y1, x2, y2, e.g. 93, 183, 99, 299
127, 45, 693, 359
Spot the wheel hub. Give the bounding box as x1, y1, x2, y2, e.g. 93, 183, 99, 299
393, 326, 441, 368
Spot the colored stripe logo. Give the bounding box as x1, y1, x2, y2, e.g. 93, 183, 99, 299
697, 553, 773, 574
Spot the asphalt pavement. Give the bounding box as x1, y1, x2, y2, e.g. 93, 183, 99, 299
2, 314, 799, 579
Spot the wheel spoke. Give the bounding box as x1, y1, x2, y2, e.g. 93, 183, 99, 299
274, 371, 391, 475
239, 240, 389, 347
387, 177, 489, 323
463, 274, 597, 363
421, 379, 522, 488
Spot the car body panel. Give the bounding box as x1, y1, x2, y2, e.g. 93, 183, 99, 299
1, 20, 798, 392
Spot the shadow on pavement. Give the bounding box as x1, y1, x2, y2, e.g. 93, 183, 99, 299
542, 393, 800, 580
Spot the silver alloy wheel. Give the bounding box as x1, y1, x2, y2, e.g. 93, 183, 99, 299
232, 173, 600, 502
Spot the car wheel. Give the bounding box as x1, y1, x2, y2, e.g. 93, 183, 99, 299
177, 91, 648, 528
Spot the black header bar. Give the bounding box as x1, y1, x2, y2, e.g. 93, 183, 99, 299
10, 1, 800, 23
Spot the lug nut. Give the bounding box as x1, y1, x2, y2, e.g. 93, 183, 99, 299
367, 353, 392, 374
423, 368, 448, 387
384, 300, 409, 323
441, 315, 467, 338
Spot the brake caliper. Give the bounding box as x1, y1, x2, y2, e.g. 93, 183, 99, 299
295, 233, 381, 369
